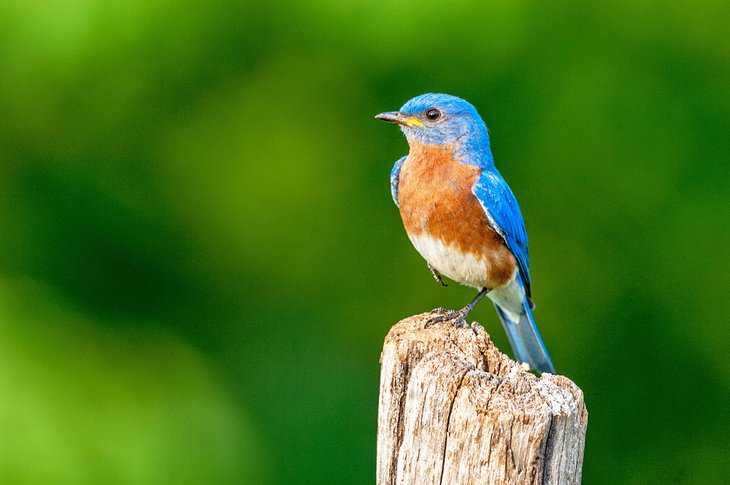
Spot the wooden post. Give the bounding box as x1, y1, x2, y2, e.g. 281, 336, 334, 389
377, 312, 587, 485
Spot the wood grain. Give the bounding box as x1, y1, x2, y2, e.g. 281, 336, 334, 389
377, 312, 587, 485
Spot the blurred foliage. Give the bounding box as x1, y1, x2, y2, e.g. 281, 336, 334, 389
1, 0, 729, 483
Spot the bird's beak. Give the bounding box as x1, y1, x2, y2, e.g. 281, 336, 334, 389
375, 111, 424, 127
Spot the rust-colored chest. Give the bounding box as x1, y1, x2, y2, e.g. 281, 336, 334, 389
397, 143, 516, 288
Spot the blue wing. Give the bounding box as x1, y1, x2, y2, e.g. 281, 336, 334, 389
472, 168, 532, 295
390, 155, 407, 207
473, 168, 553, 372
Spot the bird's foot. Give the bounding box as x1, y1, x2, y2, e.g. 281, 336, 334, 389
425, 288, 491, 328
427, 263, 448, 287
425, 308, 467, 328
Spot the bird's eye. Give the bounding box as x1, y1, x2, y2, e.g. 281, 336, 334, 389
425, 108, 442, 121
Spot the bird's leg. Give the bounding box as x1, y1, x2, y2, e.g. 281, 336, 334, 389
427, 262, 448, 287
426, 287, 491, 327
460, 287, 490, 317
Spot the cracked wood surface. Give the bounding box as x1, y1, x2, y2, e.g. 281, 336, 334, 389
376, 312, 587, 485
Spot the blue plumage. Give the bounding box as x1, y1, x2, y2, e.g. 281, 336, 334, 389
390, 155, 406, 207
378, 93, 555, 374
472, 169, 532, 296
494, 274, 554, 374
399, 94, 494, 166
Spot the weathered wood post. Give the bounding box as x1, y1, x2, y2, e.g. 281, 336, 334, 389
377, 312, 587, 485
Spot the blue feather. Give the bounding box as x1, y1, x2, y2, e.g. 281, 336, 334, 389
471, 168, 532, 296
493, 275, 554, 374
399, 93, 492, 156
390, 155, 406, 207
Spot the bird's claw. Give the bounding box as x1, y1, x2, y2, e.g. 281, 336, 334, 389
425, 309, 467, 328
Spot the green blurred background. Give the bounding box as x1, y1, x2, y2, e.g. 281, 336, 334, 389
1, 0, 729, 483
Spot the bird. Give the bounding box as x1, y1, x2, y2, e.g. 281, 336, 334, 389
375, 93, 556, 374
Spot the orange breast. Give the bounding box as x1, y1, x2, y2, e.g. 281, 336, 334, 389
397, 143, 516, 289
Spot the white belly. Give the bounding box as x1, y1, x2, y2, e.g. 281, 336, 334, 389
408, 233, 490, 289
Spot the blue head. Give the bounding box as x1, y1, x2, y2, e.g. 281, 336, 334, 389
376, 93, 493, 165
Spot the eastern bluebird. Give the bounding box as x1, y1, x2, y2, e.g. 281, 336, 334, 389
376, 93, 555, 374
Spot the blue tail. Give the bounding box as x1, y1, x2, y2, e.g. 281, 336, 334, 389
494, 297, 556, 374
